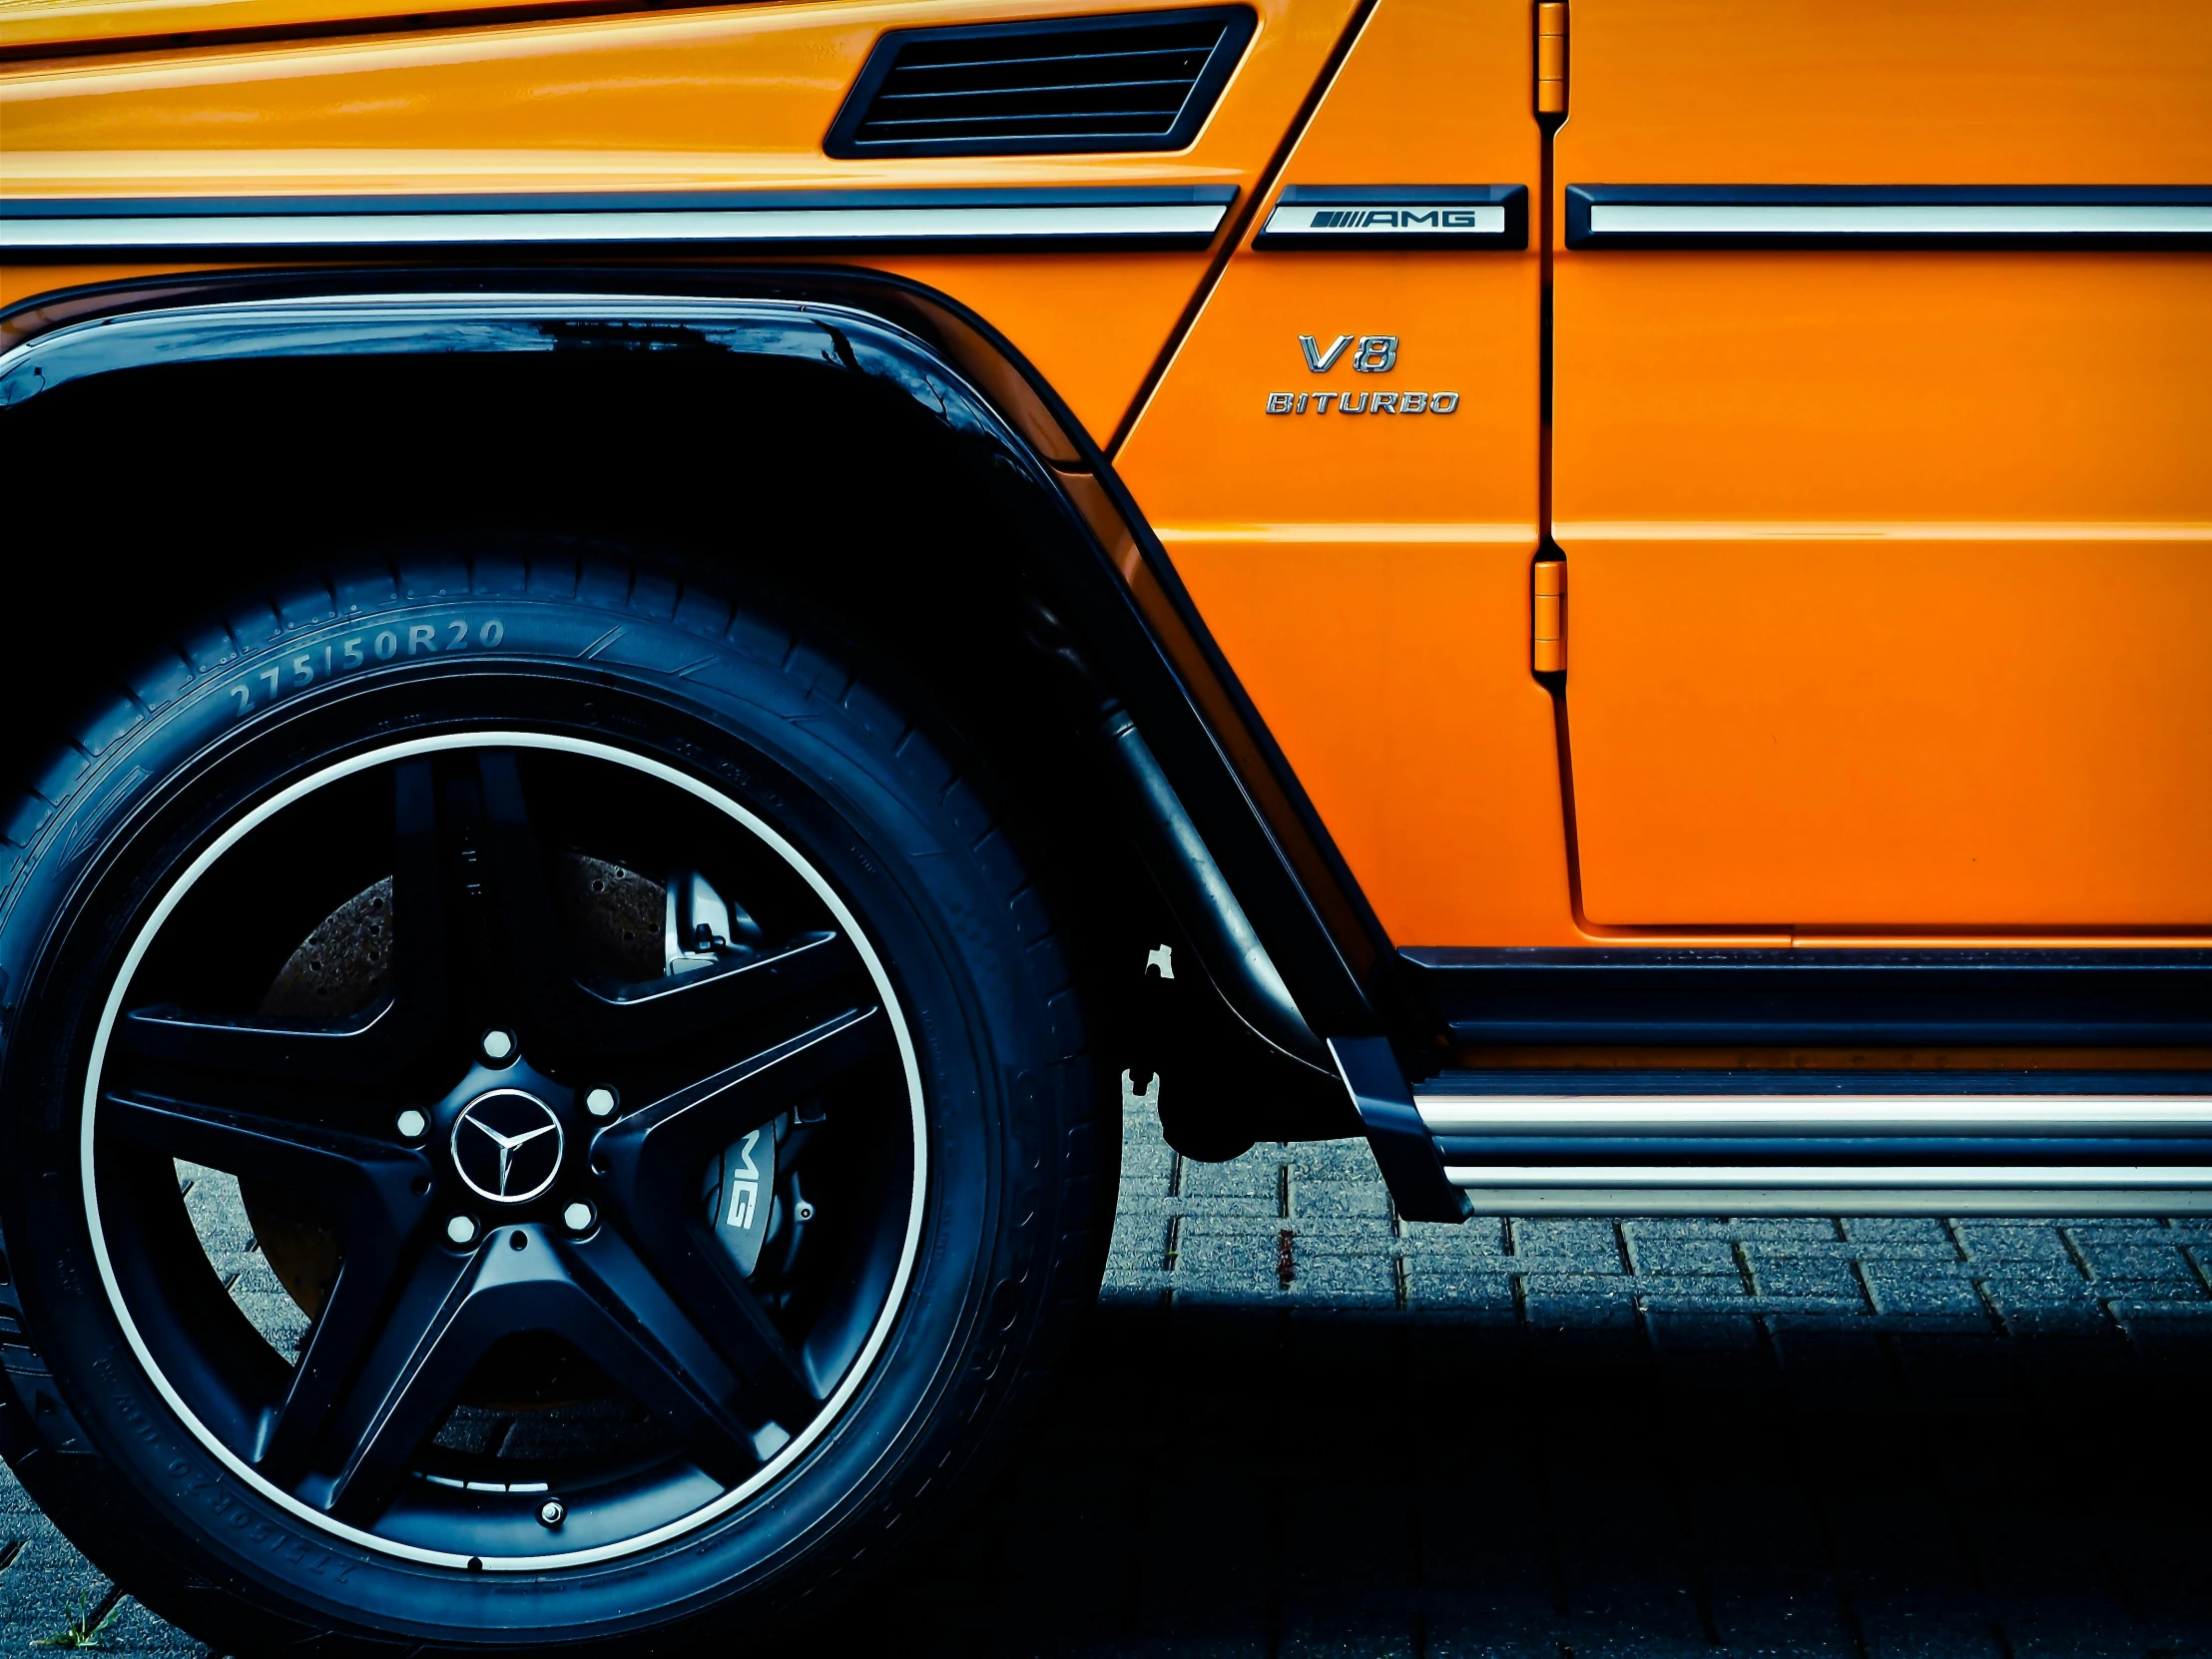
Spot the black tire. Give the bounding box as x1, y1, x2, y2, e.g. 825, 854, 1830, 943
0, 541, 1112, 1654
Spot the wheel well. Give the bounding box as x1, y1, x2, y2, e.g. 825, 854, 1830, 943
5, 346, 1162, 1050
11, 347, 1036, 700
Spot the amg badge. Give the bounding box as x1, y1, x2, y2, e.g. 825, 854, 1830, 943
1255, 186, 1530, 250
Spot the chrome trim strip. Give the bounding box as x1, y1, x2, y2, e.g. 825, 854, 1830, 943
1444, 1164, 2212, 1189
1564, 186, 2212, 249
1426, 1095, 2212, 1210
1592, 204, 2212, 238
0, 191, 1235, 254
1415, 1095, 2212, 1137
1440, 1180, 2212, 1217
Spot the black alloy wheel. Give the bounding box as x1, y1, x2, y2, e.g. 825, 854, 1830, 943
0, 546, 1110, 1652
96, 734, 922, 1566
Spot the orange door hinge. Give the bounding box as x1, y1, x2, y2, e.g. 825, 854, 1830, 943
1536, 1, 1568, 115
1533, 559, 1566, 673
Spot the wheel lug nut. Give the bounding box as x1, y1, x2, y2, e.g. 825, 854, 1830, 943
481, 1029, 517, 1064
537, 1498, 567, 1528
395, 1109, 427, 1141
795, 1200, 817, 1223
562, 1201, 595, 1234
584, 1087, 617, 1118
446, 1215, 479, 1246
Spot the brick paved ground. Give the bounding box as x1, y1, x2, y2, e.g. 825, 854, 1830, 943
5, 1093, 2209, 1654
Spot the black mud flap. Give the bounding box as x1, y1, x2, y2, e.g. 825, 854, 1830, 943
1115, 911, 1360, 1162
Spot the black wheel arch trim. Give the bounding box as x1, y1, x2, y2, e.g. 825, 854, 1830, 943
0, 263, 1391, 1124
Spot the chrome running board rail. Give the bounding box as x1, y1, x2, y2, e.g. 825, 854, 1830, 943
1410, 1079, 2212, 1215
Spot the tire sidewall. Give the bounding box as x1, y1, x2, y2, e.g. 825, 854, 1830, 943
0, 561, 1076, 1650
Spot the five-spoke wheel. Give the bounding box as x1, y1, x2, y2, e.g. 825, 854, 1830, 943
89, 736, 924, 1567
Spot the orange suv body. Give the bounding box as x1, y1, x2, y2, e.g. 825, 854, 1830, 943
1, 3, 2207, 1648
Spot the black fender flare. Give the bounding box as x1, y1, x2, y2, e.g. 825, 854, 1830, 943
0, 264, 1464, 1208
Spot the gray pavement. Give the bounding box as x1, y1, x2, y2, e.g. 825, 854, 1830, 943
5, 1091, 2209, 1654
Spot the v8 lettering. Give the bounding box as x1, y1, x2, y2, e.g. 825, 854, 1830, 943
1297, 333, 1400, 373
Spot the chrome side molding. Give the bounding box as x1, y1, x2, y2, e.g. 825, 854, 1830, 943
0, 188, 1237, 256
1564, 186, 2212, 250
1415, 1095, 2212, 1136
1439, 1176, 2212, 1217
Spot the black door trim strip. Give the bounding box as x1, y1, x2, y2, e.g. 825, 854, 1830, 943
1403, 946, 2212, 1047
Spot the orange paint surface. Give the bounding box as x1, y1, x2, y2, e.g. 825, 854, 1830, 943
1565, 529, 2212, 927
0, 0, 1362, 442
7, 0, 2211, 948
1553, 0, 2212, 930
1553, 0, 2212, 195
1556, 256, 2212, 526
1122, 252, 1538, 522
1167, 532, 1577, 945
0, 0, 640, 54
0, 0, 1322, 172
1120, 0, 1563, 944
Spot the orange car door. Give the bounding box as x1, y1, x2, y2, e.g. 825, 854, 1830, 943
1551, 0, 2212, 934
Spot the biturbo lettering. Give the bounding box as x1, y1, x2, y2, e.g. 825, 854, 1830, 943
1266, 390, 1459, 415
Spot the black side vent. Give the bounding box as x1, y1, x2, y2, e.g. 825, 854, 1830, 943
827, 7, 1258, 159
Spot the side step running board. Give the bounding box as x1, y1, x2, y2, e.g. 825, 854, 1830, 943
1403, 1076, 2212, 1216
